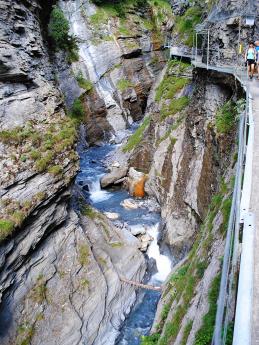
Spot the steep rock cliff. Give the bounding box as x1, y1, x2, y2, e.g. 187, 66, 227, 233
0, 1, 147, 344
56, 0, 172, 144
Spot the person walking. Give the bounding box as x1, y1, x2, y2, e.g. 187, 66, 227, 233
255, 41, 259, 79
245, 42, 256, 80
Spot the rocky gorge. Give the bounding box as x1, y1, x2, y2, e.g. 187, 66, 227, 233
0, 0, 248, 344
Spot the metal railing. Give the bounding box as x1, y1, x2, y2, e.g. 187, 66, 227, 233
192, 55, 254, 345
165, 40, 254, 343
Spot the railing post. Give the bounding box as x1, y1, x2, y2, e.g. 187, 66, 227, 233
207, 29, 210, 69
195, 33, 198, 63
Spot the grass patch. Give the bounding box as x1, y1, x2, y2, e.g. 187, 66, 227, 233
220, 198, 232, 234
35, 151, 53, 172
180, 320, 193, 345
31, 275, 48, 304
30, 150, 41, 161
123, 116, 150, 152
81, 205, 98, 219
155, 76, 189, 102
70, 98, 85, 120
48, 165, 63, 176
141, 333, 161, 345
160, 96, 190, 121
142, 173, 234, 344
110, 241, 123, 248
81, 278, 89, 288
216, 101, 237, 134
76, 71, 93, 92
117, 78, 134, 92
174, 6, 202, 47
17, 321, 35, 345
194, 274, 221, 345
11, 211, 25, 227
78, 243, 90, 266
0, 219, 15, 241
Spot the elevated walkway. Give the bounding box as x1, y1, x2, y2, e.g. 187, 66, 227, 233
165, 33, 258, 341
191, 58, 257, 345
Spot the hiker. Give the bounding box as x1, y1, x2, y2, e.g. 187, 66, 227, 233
245, 42, 256, 79
255, 41, 259, 79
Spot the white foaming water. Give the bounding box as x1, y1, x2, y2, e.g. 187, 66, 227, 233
147, 223, 172, 283
89, 176, 111, 203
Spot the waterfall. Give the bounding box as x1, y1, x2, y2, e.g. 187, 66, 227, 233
147, 223, 172, 283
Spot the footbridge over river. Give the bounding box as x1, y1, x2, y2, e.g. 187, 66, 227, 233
165, 35, 259, 345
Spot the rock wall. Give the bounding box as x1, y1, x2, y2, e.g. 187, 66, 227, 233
56, 0, 172, 144
0, 1, 146, 344
128, 62, 239, 257
0, 205, 145, 345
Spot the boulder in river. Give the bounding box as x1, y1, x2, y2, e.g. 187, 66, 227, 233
130, 224, 147, 236
104, 212, 120, 220
121, 198, 139, 210
127, 167, 148, 198
138, 233, 154, 252
100, 166, 128, 188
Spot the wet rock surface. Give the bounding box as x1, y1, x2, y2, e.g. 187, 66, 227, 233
56, 0, 169, 144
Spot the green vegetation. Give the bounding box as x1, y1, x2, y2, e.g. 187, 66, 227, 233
35, 192, 46, 201
160, 96, 190, 121
0, 219, 15, 241
76, 72, 93, 92
30, 150, 41, 161
48, 165, 63, 176
70, 98, 85, 119
216, 101, 237, 134
17, 321, 35, 345
156, 115, 185, 146
35, 151, 53, 172
220, 198, 232, 234
123, 116, 150, 152
48, 6, 79, 62
110, 241, 123, 248
81, 204, 99, 219
11, 211, 25, 227
0, 117, 78, 174
141, 333, 160, 345
174, 6, 202, 47
81, 278, 90, 288
31, 275, 48, 304
117, 78, 134, 92
154, 60, 191, 121
180, 320, 193, 345
141, 175, 234, 345
155, 76, 189, 102
78, 243, 90, 266
194, 275, 221, 345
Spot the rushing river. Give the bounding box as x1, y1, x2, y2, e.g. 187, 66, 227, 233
76, 140, 172, 345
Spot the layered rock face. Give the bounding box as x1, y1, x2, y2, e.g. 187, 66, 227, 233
57, 0, 172, 144
0, 206, 145, 345
0, 1, 147, 344
128, 63, 237, 256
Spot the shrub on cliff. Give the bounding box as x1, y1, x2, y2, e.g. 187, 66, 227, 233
70, 98, 84, 119
216, 101, 237, 134
48, 6, 79, 62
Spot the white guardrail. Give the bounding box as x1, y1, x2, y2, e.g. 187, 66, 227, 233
191, 59, 255, 345
233, 93, 255, 345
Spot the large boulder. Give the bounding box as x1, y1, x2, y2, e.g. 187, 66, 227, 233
127, 167, 148, 198
100, 166, 128, 188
